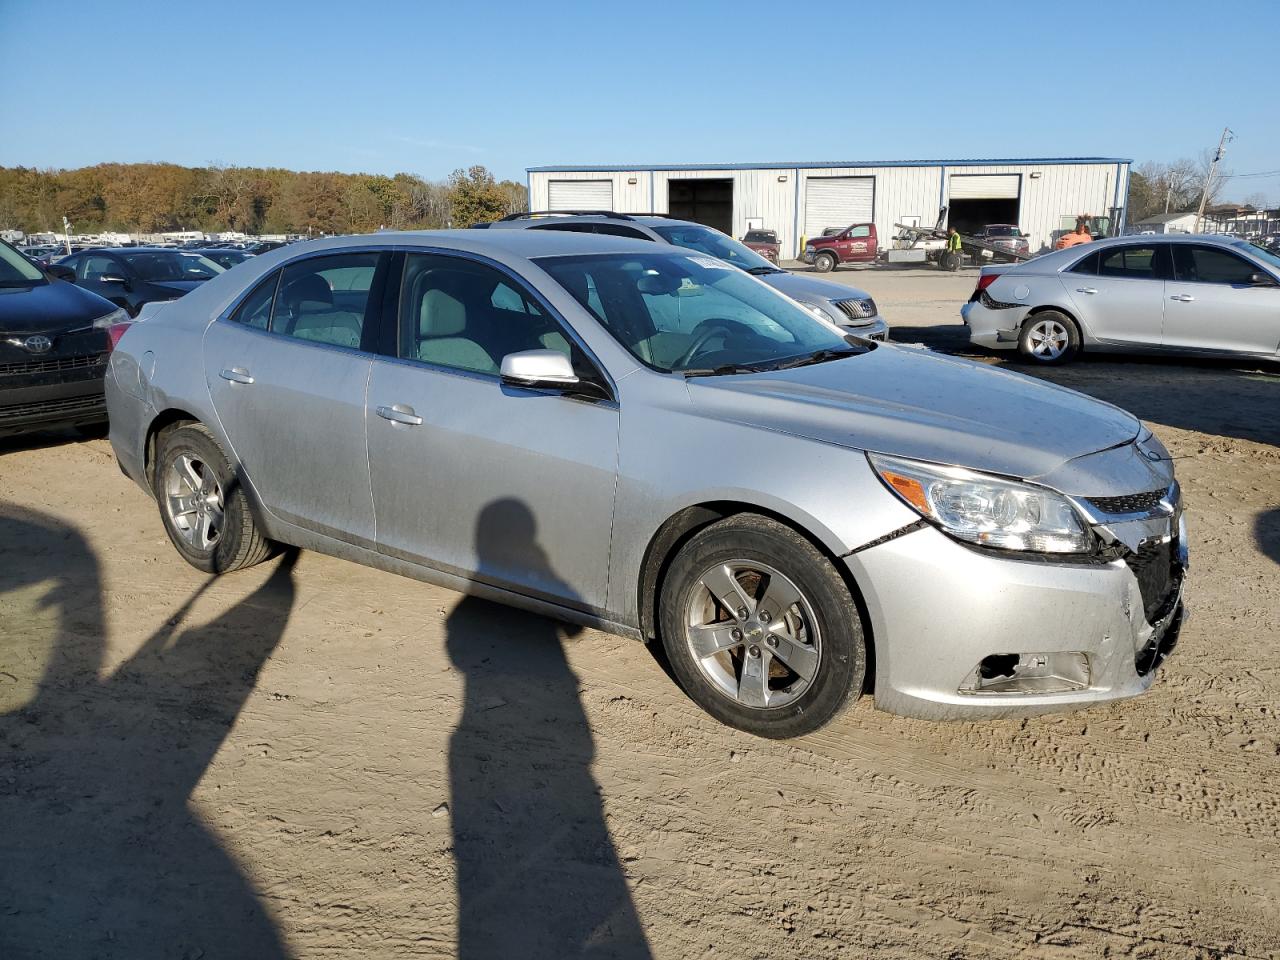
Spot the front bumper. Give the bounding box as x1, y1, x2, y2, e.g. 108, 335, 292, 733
844, 316, 889, 342
0, 354, 108, 437
846, 524, 1184, 719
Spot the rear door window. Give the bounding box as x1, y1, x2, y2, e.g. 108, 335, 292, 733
270, 253, 382, 349
231, 272, 279, 330
1068, 251, 1099, 275
1098, 245, 1169, 280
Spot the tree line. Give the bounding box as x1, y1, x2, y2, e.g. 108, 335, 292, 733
1127, 152, 1269, 224
0, 162, 528, 236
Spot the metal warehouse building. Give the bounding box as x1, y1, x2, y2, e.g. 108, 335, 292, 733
527, 158, 1131, 258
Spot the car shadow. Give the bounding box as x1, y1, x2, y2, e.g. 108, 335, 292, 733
1256, 508, 1280, 569
446, 498, 651, 959
889, 323, 1280, 448
0, 503, 295, 959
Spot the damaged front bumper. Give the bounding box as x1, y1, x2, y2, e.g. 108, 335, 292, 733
846, 522, 1185, 720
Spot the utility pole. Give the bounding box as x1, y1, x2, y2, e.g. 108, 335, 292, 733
62, 216, 72, 255
1194, 126, 1234, 233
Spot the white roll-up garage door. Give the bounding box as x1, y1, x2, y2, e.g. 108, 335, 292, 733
547, 180, 614, 211
948, 174, 1020, 199
804, 177, 874, 237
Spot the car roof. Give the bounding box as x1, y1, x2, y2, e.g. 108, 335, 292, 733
486, 212, 704, 232
1007, 232, 1264, 274
263, 228, 671, 261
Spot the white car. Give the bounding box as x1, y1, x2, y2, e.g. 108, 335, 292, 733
961, 234, 1280, 364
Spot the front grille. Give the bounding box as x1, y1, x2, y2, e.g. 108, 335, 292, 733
832, 297, 877, 321
1086, 489, 1167, 516
0, 353, 107, 378
0, 393, 106, 422
1124, 539, 1180, 622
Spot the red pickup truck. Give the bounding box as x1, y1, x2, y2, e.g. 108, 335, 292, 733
801, 223, 879, 272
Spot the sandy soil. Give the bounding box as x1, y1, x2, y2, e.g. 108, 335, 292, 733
2, 267, 1278, 959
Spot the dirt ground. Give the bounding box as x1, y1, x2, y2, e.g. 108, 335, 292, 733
2, 267, 1278, 959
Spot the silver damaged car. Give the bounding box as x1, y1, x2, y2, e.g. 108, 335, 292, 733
105, 230, 1186, 737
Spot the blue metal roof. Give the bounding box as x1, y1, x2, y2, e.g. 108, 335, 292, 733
528, 157, 1131, 173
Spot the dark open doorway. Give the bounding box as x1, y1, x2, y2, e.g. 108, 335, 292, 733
667, 178, 733, 234
948, 198, 1020, 235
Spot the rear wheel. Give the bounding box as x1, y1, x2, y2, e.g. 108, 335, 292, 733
813, 252, 837, 273
155, 423, 273, 574
658, 514, 865, 738
1017, 310, 1080, 364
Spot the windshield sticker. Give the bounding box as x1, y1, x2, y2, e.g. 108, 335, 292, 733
687, 256, 729, 270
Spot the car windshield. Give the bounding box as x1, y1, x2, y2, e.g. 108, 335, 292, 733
120, 251, 225, 281
538, 251, 861, 375
987, 225, 1020, 237
652, 224, 779, 273
0, 240, 48, 287
1238, 240, 1280, 272
744, 231, 777, 244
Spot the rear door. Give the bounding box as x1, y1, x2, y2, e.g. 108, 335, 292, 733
203, 250, 390, 547
1064, 244, 1171, 347
1164, 244, 1280, 355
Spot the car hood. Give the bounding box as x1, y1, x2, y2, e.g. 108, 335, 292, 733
684, 345, 1141, 486
762, 272, 872, 304
0, 279, 117, 335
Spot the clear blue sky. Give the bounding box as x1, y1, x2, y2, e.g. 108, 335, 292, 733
2, 0, 1277, 202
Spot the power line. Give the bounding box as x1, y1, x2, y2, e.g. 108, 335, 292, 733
1219, 169, 1280, 180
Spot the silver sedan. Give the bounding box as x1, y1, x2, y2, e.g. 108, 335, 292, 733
106, 230, 1186, 737
962, 233, 1280, 364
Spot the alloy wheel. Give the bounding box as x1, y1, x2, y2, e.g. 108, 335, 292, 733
683, 560, 821, 709
1027, 319, 1069, 360
164, 452, 225, 551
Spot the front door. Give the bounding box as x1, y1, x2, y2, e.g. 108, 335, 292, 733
1164, 244, 1280, 355
842, 224, 876, 262
203, 251, 389, 547
1064, 244, 1171, 347
366, 252, 618, 613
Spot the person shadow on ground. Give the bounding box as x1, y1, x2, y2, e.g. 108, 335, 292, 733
1257, 506, 1280, 569
0, 503, 295, 959
446, 499, 652, 959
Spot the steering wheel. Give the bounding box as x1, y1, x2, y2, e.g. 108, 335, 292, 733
675, 320, 737, 368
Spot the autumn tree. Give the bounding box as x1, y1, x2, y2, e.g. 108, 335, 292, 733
446, 165, 510, 228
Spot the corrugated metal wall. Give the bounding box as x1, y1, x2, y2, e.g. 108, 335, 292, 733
529, 162, 1129, 258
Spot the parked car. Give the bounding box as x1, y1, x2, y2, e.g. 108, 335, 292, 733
487, 212, 887, 339
51, 247, 225, 317
969, 224, 1031, 259
18, 245, 63, 268
741, 228, 780, 263
802, 223, 880, 272
190, 248, 253, 270
106, 229, 1185, 737
962, 234, 1280, 364
0, 238, 129, 437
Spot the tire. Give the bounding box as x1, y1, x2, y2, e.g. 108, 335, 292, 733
154, 422, 273, 574
813, 252, 837, 273
658, 514, 866, 739
1017, 310, 1080, 364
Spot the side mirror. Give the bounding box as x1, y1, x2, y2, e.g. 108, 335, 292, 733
47, 264, 75, 282
500, 349, 579, 388
99, 274, 129, 285
1250, 272, 1276, 286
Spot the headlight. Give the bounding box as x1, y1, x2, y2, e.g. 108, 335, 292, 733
796, 299, 830, 320
868, 453, 1093, 554
91, 307, 131, 329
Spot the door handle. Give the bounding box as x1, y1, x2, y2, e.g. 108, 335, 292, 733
1169, 294, 1196, 302
219, 367, 254, 384
1075, 287, 1098, 294
376, 404, 423, 426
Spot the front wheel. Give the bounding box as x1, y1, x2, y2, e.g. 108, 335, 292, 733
812, 252, 837, 273
1017, 311, 1080, 364
155, 422, 273, 574
658, 514, 866, 738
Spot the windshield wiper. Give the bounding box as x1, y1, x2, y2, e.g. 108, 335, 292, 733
769, 348, 863, 370
744, 265, 783, 275
683, 362, 768, 378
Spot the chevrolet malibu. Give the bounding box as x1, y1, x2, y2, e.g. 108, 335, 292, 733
105, 231, 1186, 737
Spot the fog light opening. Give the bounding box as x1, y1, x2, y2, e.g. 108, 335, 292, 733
961, 652, 1090, 695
